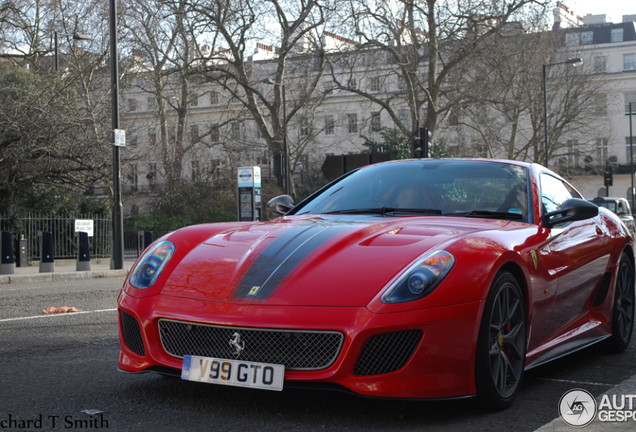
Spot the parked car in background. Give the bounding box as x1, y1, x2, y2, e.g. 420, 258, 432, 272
588, 197, 635, 236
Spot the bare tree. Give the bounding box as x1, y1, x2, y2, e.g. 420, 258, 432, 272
455, 19, 608, 171
325, 0, 547, 145
185, 0, 337, 194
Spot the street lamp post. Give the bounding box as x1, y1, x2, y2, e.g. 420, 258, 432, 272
263, 78, 290, 195
53, 31, 92, 72
630, 102, 634, 212
542, 57, 583, 168
109, 0, 124, 269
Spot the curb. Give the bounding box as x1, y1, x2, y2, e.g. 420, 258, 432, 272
0, 269, 129, 285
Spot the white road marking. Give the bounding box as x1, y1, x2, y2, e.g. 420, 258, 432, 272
0, 308, 117, 323
533, 377, 614, 387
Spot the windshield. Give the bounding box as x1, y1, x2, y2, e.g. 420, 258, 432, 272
292, 160, 530, 221
596, 202, 617, 213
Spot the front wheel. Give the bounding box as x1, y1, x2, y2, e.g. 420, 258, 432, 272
606, 252, 635, 353
475, 272, 527, 410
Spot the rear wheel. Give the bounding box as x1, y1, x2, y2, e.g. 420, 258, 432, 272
475, 272, 527, 410
606, 252, 635, 353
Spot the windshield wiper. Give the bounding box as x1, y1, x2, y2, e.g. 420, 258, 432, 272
450, 210, 523, 220
324, 207, 443, 216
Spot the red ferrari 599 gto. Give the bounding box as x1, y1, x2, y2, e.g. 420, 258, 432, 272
118, 159, 634, 409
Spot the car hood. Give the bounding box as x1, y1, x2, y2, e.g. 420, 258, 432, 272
161, 215, 508, 307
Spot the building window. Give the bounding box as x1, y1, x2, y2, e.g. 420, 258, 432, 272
190, 125, 199, 141
567, 140, 580, 168
323, 81, 333, 96
255, 124, 263, 139
231, 122, 241, 140
348, 78, 357, 91
129, 133, 138, 148
191, 160, 200, 182
611, 28, 624, 43
581, 31, 593, 45
148, 129, 156, 145
397, 75, 406, 90
596, 138, 608, 165
370, 112, 381, 132
626, 137, 636, 162
565, 33, 579, 46
210, 125, 219, 142
130, 164, 138, 192
147, 97, 156, 111
448, 108, 459, 126
128, 98, 138, 112
190, 93, 198, 107
594, 56, 606, 73
148, 163, 157, 188
625, 93, 636, 114
347, 113, 358, 134
325, 115, 334, 135
398, 109, 410, 128
300, 118, 311, 138
624, 54, 636, 71
592, 94, 607, 117
369, 77, 381, 92
210, 91, 219, 105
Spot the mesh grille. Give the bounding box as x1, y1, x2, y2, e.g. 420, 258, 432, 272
354, 330, 422, 376
159, 319, 344, 370
120, 311, 146, 356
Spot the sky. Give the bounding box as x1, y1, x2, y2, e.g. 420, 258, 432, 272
563, 0, 635, 23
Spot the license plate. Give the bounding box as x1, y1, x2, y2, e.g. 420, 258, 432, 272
181, 355, 284, 391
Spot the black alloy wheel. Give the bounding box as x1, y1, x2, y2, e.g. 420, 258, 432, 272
475, 272, 527, 410
607, 252, 635, 353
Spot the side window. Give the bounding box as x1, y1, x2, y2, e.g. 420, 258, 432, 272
541, 174, 574, 213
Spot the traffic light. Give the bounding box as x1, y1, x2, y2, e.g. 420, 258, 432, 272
412, 136, 424, 158
604, 165, 614, 187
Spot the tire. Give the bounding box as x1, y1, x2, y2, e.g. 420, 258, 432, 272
475, 272, 527, 410
606, 252, 635, 353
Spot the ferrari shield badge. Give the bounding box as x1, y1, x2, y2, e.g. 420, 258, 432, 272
248, 286, 261, 296
531, 251, 538, 270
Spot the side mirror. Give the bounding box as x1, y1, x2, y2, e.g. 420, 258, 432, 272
267, 195, 294, 219
543, 198, 599, 228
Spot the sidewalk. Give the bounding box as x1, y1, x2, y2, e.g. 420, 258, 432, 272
0, 259, 133, 285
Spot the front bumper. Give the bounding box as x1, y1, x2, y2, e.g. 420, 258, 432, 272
118, 290, 483, 399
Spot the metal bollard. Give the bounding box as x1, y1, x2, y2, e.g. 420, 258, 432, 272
39, 231, 55, 273
18, 235, 28, 268
76, 231, 91, 271
0, 230, 15, 275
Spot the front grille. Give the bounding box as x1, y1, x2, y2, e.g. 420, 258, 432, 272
354, 329, 422, 376
120, 311, 146, 356
158, 319, 344, 371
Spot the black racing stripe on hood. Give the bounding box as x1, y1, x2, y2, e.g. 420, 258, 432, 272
231, 223, 350, 301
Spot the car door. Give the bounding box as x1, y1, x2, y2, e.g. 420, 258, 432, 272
539, 173, 612, 339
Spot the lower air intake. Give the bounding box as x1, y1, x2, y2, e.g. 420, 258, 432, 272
354, 329, 422, 376
120, 311, 146, 356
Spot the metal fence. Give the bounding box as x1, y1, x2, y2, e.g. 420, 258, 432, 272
0, 213, 169, 262
0, 213, 112, 261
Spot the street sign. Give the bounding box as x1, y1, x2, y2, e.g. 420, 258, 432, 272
114, 129, 126, 147
75, 219, 94, 237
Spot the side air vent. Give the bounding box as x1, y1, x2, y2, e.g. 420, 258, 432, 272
591, 272, 613, 308
354, 329, 422, 376
120, 311, 146, 356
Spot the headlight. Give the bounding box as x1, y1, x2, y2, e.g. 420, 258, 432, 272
129, 241, 175, 289
381, 250, 455, 304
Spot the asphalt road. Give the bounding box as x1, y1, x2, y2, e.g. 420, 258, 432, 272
1, 278, 635, 432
